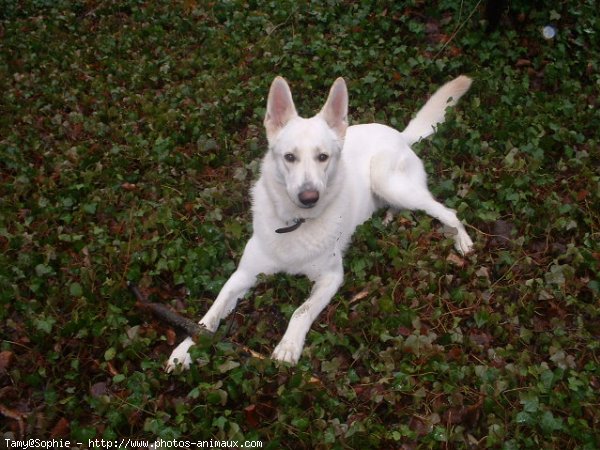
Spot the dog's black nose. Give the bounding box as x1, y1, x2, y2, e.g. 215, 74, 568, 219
298, 190, 319, 206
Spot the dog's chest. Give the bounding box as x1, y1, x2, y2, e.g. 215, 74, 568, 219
255, 209, 349, 273
285, 213, 344, 246
286, 216, 345, 255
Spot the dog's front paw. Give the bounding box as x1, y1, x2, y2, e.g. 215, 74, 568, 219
165, 337, 194, 373
272, 340, 303, 365
455, 231, 474, 256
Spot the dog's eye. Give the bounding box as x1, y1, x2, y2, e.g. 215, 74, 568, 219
284, 153, 296, 163
318, 153, 329, 162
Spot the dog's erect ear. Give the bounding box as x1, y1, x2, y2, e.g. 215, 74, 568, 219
264, 76, 297, 141
320, 77, 348, 139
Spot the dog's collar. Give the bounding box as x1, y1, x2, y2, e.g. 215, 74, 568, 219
275, 218, 305, 234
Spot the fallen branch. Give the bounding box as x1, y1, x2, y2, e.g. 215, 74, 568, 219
128, 282, 322, 384
128, 282, 266, 360
128, 282, 211, 338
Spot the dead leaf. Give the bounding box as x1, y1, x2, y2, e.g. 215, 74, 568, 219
443, 396, 484, 426
0, 350, 14, 372
90, 381, 109, 397
490, 220, 514, 248
121, 182, 137, 191
349, 289, 369, 304
469, 330, 492, 348
128, 410, 142, 427
448, 45, 462, 57
475, 266, 490, 279
81, 246, 91, 267
183, 0, 197, 13
397, 326, 412, 337
409, 415, 432, 436
447, 346, 463, 361
576, 190, 589, 201
0, 403, 26, 437
50, 417, 70, 438
166, 328, 177, 346
516, 59, 532, 67
244, 404, 259, 428
425, 21, 440, 34
107, 361, 119, 377
447, 253, 466, 267
532, 315, 549, 332
400, 444, 417, 450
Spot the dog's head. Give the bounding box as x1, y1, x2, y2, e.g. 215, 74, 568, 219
263, 77, 348, 210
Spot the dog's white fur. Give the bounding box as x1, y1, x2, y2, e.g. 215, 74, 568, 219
166, 75, 474, 370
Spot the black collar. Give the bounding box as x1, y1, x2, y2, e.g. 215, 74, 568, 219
275, 218, 305, 234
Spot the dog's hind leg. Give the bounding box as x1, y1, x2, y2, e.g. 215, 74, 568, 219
165, 237, 273, 372
272, 265, 344, 364
417, 196, 473, 255
372, 158, 473, 255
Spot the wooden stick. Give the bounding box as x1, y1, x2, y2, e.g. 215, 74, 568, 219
128, 282, 269, 360
128, 282, 322, 384
128, 282, 211, 338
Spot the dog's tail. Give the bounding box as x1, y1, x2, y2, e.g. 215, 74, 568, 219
401, 75, 472, 145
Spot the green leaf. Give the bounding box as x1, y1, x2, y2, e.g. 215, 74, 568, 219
207, 389, 228, 406
104, 347, 117, 361
34, 316, 56, 334
432, 426, 448, 442
474, 310, 489, 327
35, 263, 54, 277
540, 411, 563, 433
217, 360, 240, 373
112, 373, 125, 383
521, 395, 539, 413
69, 282, 83, 297
291, 417, 310, 430
83, 202, 97, 214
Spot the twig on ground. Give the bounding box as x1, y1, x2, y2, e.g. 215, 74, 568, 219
128, 282, 268, 361
128, 282, 322, 384
128, 282, 210, 338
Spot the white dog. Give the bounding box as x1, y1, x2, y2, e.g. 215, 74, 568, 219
166, 75, 474, 371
